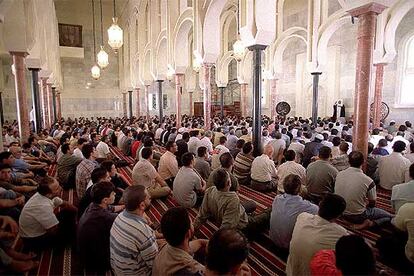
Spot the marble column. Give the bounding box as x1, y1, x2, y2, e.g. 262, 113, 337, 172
248, 45, 267, 157
29, 68, 41, 133
203, 64, 213, 130
40, 78, 50, 129
156, 80, 164, 122
373, 63, 385, 129
128, 90, 133, 119
46, 83, 53, 126
219, 87, 225, 118
56, 92, 62, 121
0, 122, 3, 152
122, 92, 127, 117
144, 85, 150, 120
240, 83, 248, 117
10, 52, 30, 143
349, 3, 386, 161
0, 91, 4, 125
51, 87, 57, 123
134, 87, 141, 117
189, 91, 193, 116
175, 74, 184, 128
311, 72, 322, 124
270, 78, 278, 120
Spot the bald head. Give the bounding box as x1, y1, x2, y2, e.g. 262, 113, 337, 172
264, 144, 274, 157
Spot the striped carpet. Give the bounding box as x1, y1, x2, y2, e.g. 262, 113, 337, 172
18, 147, 399, 276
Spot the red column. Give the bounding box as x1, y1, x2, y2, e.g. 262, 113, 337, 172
240, 83, 248, 117
10, 52, 30, 143
175, 73, 184, 128
122, 92, 127, 117
40, 78, 50, 129
203, 64, 213, 130
373, 63, 385, 129
134, 87, 141, 117
189, 91, 193, 116
56, 92, 62, 121
144, 85, 150, 120
46, 83, 53, 126
270, 78, 278, 120
349, 3, 386, 161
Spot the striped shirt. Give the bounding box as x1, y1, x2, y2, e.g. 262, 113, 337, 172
233, 152, 254, 180
110, 211, 158, 276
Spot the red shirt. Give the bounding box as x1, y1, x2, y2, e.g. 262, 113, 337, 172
130, 141, 141, 159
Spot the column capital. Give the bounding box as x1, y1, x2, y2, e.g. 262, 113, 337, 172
9, 51, 28, 57
247, 45, 267, 51
156, 79, 164, 83
28, 68, 41, 72
311, 72, 322, 76
348, 3, 387, 17
374, 62, 387, 67
203, 63, 214, 68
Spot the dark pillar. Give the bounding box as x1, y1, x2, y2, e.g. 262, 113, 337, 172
29, 68, 42, 133
128, 90, 133, 119
0, 92, 4, 126
51, 87, 57, 124
248, 45, 267, 157
157, 80, 164, 121
219, 87, 225, 118
311, 72, 322, 125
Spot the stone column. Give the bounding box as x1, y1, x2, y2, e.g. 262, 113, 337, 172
40, 78, 50, 129
56, 92, 62, 121
29, 68, 41, 133
240, 83, 248, 117
46, 83, 53, 126
0, 91, 4, 125
156, 80, 164, 122
10, 52, 30, 143
203, 64, 213, 130
122, 92, 127, 117
270, 78, 278, 120
51, 87, 57, 123
248, 45, 267, 157
311, 72, 322, 124
373, 63, 385, 129
349, 3, 386, 160
128, 90, 133, 119
219, 87, 225, 118
144, 85, 150, 120
189, 91, 193, 116
175, 74, 184, 128
0, 122, 3, 152
134, 87, 141, 117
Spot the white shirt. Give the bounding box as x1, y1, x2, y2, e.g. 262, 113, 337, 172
268, 139, 286, 161
379, 152, 411, 190
73, 148, 85, 159
19, 193, 59, 238
392, 180, 414, 212
321, 140, 333, 148
277, 161, 306, 193
211, 145, 230, 170
251, 154, 277, 182
393, 135, 410, 148
288, 142, 305, 155
369, 134, 384, 147
404, 153, 414, 163
96, 141, 110, 159
155, 128, 164, 140
188, 137, 200, 155
197, 137, 213, 154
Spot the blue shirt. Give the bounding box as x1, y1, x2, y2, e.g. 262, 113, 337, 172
269, 194, 318, 249
13, 159, 29, 172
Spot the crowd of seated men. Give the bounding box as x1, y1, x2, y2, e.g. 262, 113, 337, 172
0, 114, 413, 275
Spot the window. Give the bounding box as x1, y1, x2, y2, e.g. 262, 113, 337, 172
149, 94, 157, 110
398, 35, 414, 106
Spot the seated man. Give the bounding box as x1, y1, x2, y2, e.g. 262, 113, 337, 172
173, 152, 206, 208
233, 142, 254, 186
250, 144, 278, 192
57, 143, 82, 189
72, 138, 87, 160
205, 228, 250, 276
276, 150, 306, 193
286, 193, 348, 276
379, 141, 411, 190
194, 168, 270, 240
270, 174, 318, 249
306, 146, 338, 203
194, 146, 211, 181
19, 176, 78, 252
392, 163, 414, 212
207, 152, 239, 191
78, 181, 117, 274
96, 135, 113, 161
132, 147, 171, 199
152, 207, 206, 275
0, 164, 37, 195
335, 151, 394, 229
211, 136, 229, 170
331, 142, 350, 171
110, 185, 159, 275
158, 141, 179, 188
76, 144, 99, 199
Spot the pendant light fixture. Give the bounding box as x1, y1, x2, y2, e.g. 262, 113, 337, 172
97, 0, 109, 69
91, 0, 101, 80
233, 1, 246, 62
107, 0, 123, 53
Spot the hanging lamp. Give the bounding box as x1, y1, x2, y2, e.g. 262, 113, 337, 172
233, 1, 246, 62
97, 0, 109, 68
91, 0, 101, 80
107, 0, 123, 53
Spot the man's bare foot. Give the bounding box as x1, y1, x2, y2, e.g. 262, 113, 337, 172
352, 219, 374, 230
6, 248, 36, 261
